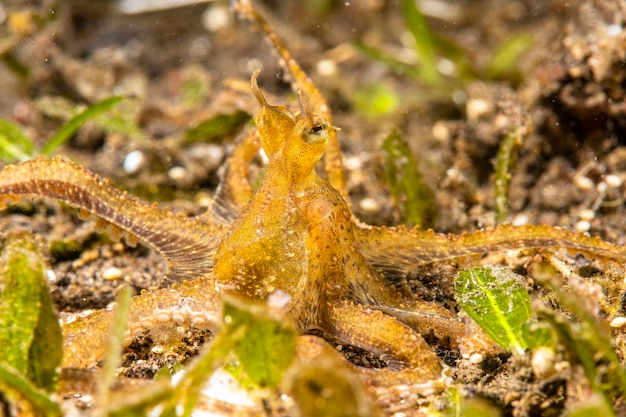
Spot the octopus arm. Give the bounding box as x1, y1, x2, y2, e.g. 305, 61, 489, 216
63, 276, 221, 368
356, 223, 626, 278
0, 157, 226, 285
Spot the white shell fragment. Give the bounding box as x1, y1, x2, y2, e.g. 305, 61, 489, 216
102, 266, 123, 281
531, 347, 556, 379
610, 316, 626, 328
123, 150, 146, 174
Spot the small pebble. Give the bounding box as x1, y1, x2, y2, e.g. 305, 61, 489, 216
205, 144, 225, 166
72, 249, 99, 268
316, 59, 337, 77
112, 243, 125, 253
123, 150, 145, 174
512, 213, 529, 226
606, 24, 623, 37
574, 176, 594, 191
469, 353, 484, 364
202, 4, 231, 32
188, 144, 225, 169
466, 98, 492, 122
359, 198, 380, 213
168, 166, 187, 181
46, 269, 56, 283
610, 316, 626, 328
575, 220, 590, 233
151, 345, 165, 355
195, 191, 213, 207
493, 113, 509, 130
531, 347, 556, 378
102, 266, 122, 281
431, 120, 450, 143
554, 360, 570, 373
344, 155, 363, 170
604, 174, 623, 188
578, 208, 595, 221
83, 249, 100, 262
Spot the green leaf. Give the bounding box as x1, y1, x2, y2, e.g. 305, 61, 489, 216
94, 102, 145, 141
400, 0, 440, 85
352, 40, 421, 78
353, 83, 399, 119
0, 118, 35, 162
180, 65, 211, 110
0, 231, 63, 413
0, 231, 63, 393
94, 286, 133, 417
0, 362, 61, 417
184, 111, 250, 144
456, 266, 531, 355
441, 387, 503, 417
382, 129, 436, 227
223, 358, 257, 390
27, 270, 63, 393
40, 95, 124, 156
36, 95, 144, 142
485, 34, 533, 80
428, 33, 479, 82
0, 232, 47, 377
443, 390, 503, 417
564, 395, 614, 417
1, 52, 30, 79
535, 273, 626, 406
34, 95, 77, 120
521, 321, 554, 350
223, 297, 297, 388
537, 307, 617, 416
493, 127, 526, 224
49, 238, 83, 262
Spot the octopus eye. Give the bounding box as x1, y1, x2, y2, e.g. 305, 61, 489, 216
312, 125, 324, 133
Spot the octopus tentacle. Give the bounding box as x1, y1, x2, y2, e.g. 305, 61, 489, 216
63, 276, 221, 368
357, 223, 626, 279
0, 156, 227, 286
328, 301, 442, 384
233, 0, 349, 204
